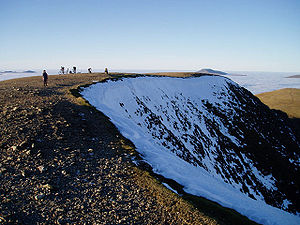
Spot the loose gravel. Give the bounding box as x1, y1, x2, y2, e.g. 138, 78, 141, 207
0, 73, 218, 224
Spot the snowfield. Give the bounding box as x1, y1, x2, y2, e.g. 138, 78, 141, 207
81, 76, 300, 225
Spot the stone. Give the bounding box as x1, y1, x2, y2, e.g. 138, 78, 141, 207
37, 165, 45, 173
42, 184, 53, 190
0, 168, 7, 176
35, 193, 45, 200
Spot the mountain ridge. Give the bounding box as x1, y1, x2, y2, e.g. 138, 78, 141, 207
82, 75, 300, 225
0, 73, 224, 224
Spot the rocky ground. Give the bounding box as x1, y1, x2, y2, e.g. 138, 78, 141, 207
0, 73, 220, 224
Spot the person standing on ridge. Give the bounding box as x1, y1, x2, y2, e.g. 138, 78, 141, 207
42, 70, 48, 87
61, 66, 65, 74
88, 68, 92, 73
73, 66, 76, 74
105, 67, 108, 75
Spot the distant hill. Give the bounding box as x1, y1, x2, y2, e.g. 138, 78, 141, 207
0, 70, 36, 73
196, 68, 227, 75
3, 71, 17, 73
1, 70, 36, 74
286, 75, 300, 78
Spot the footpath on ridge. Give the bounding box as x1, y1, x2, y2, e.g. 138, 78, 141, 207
0, 73, 218, 224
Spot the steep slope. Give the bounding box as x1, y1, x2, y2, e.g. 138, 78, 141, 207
82, 76, 300, 225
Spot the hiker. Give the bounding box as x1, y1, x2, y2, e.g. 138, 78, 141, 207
88, 68, 92, 73
73, 66, 76, 74
42, 70, 48, 87
60, 66, 65, 74
105, 68, 109, 75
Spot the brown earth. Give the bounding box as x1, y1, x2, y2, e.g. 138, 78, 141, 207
256, 88, 300, 139
256, 88, 300, 118
0, 73, 257, 224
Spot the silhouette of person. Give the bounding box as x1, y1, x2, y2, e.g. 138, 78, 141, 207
105, 68, 108, 75
61, 66, 65, 74
73, 66, 76, 74
42, 70, 48, 87
88, 68, 92, 73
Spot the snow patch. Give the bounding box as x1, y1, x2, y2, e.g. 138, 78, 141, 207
82, 76, 300, 225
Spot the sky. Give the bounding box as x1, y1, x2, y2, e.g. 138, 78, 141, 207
0, 0, 299, 72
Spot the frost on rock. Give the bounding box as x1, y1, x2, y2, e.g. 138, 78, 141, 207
82, 76, 300, 225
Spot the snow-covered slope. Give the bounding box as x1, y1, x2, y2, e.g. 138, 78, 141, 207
81, 76, 300, 225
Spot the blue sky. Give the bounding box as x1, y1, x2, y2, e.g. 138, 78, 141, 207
0, 0, 299, 72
